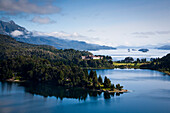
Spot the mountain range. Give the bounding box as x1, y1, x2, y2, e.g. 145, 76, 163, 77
0, 34, 91, 61
0, 20, 116, 51
156, 45, 170, 50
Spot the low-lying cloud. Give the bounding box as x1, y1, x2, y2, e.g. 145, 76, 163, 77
32, 31, 81, 38
11, 30, 24, 37
32, 31, 98, 44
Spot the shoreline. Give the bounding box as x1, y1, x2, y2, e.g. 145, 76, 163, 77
90, 89, 128, 93
84, 67, 170, 75
81, 67, 114, 69
4, 79, 128, 93
156, 70, 170, 75
4, 68, 168, 94
6, 78, 26, 83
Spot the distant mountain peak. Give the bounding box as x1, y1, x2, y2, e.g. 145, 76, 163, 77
0, 20, 116, 50
0, 20, 26, 35
157, 45, 170, 50
9, 20, 15, 24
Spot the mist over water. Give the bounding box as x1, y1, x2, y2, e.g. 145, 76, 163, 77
90, 49, 170, 61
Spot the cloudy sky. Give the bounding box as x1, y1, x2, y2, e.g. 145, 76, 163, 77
0, 0, 170, 47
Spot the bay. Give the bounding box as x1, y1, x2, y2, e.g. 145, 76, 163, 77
0, 69, 170, 113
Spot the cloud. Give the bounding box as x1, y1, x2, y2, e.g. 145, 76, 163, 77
132, 32, 155, 35
32, 31, 81, 38
31, 16, 55, 24
156, 31, 170, 34
132, 30, 170, 36
87, 29, 95, 32
0, 0, 60, 15
134, 36, 149, 38
0, 16, 10, 21
11, 30, 24, 37
31, 31, 99, 44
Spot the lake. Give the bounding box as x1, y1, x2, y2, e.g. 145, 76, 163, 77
90, 49, 170, 61
1, 69, 170, 113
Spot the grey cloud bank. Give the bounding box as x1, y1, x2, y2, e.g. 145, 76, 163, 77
31, 16, 55, 24
0, 0, 60, 15
132, 31, 170, 36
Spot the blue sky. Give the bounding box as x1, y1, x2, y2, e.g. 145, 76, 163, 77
0, 0, 170, 47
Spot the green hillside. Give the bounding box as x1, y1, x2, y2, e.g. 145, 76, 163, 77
0, 35, 113, 84
0, 34, 91, 60
140, 54, 170, 75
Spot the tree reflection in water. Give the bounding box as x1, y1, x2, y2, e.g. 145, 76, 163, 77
18, 82, 124, 101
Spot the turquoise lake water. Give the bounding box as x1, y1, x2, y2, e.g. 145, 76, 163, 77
0, 69, 170, 113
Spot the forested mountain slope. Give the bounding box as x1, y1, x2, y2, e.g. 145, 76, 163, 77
0, 34, 113, 83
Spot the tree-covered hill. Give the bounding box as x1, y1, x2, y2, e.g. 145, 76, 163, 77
0, 34, 113, 68
0, 34, 114, 85
0, 34, 91, 61
140, 53, 170, 74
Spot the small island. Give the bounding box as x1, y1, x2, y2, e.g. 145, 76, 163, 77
138, 48, 149, 52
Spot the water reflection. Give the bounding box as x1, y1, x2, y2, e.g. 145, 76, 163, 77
0, 82, 124, 101
0, 81, 13, 93
1, 69, 170, 113
21, 83, 124, 100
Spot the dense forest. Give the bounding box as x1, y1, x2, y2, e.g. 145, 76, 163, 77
0, 34, 118, 90
0, 34, 113, 68
140, 53, 170, 74
113, 54, 170, 75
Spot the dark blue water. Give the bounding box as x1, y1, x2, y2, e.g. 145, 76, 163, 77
1, 69, 170, 113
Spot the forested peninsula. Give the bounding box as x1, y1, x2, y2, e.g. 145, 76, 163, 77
113, 55, 170, 75
1, 34, 169, 94
0, 34, 126, 93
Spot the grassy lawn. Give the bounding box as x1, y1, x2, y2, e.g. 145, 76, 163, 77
101, 88, 111, 91
113, 62, 151, 68
113, 62, 135, 66
113, 62, 143, 66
